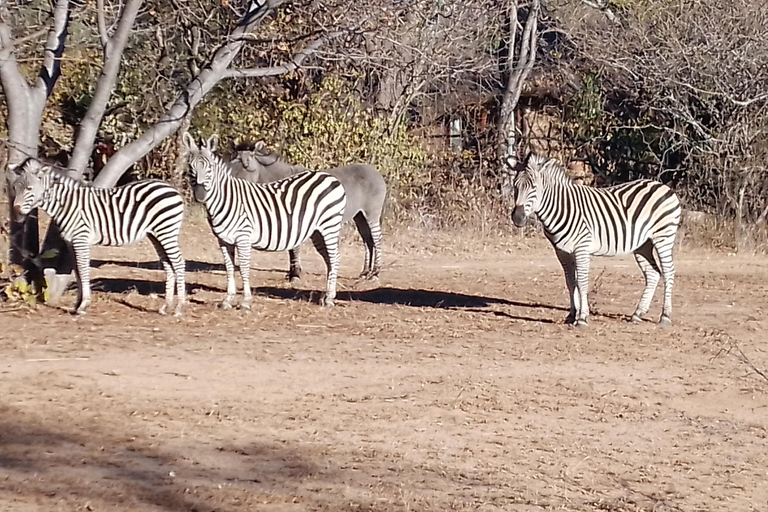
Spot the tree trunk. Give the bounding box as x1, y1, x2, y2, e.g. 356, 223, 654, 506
1, 0, 71, 269
496, 0, 540, 166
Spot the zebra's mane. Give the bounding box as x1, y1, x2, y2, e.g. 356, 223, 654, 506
19, 158, 81, 187
525, 154, 573, 187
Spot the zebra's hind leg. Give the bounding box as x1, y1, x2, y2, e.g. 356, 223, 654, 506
288, 247, 302, 284
236, 240, 253, 310
311, 229, 341, 307
148, 235, 175, 316
171, 251, 186, 318
573, 249, 591, 328
653, 234, 676, 326
219, 242, 237, 310
72, 240, 92, 315
153, 232, 186, 317
631, 240, 661, 324
555, 249, 578, 324
354, 213, 383, 280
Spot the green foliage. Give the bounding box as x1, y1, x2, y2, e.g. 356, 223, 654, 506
190, 74, 429, 205
567, 72, 604, 141
0, 261, 50, 308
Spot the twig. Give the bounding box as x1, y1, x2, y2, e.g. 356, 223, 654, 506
709, 330, 768, 383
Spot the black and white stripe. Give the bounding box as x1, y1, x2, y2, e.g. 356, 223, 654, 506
511, 154, 681, 327
12, 158, 186, 316
183, 133, 346, 308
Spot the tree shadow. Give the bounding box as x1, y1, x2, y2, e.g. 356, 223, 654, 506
0, 405, 326, 511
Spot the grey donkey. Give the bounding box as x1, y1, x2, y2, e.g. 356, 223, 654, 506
231, 141, 386, 282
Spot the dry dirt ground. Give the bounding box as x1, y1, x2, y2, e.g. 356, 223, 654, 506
1, 220, 767, 512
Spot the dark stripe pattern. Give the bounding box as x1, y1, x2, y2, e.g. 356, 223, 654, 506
187, 143, 346, 308
15, 158, 186, 316
512, 154, 681, 326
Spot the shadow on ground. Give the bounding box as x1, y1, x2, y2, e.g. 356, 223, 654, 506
91, 258, 286, 275
0, 405, 326, 511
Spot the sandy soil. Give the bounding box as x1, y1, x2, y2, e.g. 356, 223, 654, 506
1, 221, 767, 512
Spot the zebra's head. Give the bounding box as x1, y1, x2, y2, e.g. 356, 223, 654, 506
183, 133, 221, 202
511, 154, 551, 227
11, 158, 57, 216
234, 141, 267, 176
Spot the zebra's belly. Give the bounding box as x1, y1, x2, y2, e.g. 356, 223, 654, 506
250, 231, 307, 252
549, 232, 637, 257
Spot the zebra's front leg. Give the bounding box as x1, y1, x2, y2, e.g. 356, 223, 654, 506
219, 242, 237, 310
555, 249, 578, 324
72, 241, 92, 315
288, 247, 302, 284
631, 240, 661, 324
573, 249, 591, 328
236, 240, 253, 310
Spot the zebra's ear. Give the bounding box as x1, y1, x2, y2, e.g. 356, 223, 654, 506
253, 141, 265, 152
182, 132, 198, 152
206, 134, 219, 153
8, 161, 24, 177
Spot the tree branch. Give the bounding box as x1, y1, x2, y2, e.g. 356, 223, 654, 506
92, 0, 285, 187
34, 0, 70, 99
67, 0, 143, 176
224, 29, 343, 78
96, 0, 111, 50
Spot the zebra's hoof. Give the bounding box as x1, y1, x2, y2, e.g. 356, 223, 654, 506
72, 309, 86, 316
630, 314, 643, 324
658, 316, 672, 326
173, 305, 184, 318
240, 303, 252, 311
158, 307, 167, 316
574, 320, 588, 329
219, 302, 233, 311
288, 276, 301, 286
320, 297, 335, 307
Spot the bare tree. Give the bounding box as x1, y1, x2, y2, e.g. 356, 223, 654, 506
497, 0, 540, 164
0, 0, 71, 264
2, 0, 363, 297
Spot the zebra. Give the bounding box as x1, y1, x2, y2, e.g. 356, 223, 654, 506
11, 158, 186, 316
510, 154, 681, 327
231, 141, 386, 282
182, 133, 347, 309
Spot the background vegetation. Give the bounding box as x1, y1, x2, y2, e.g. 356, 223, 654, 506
2, 0, 767, 252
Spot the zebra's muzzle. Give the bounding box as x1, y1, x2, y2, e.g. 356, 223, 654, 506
192, 184, 207, 203
512, 206, 528, 227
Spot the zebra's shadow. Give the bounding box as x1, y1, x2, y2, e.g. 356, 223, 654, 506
90, 259, 287, 275
252, 286, 568, 313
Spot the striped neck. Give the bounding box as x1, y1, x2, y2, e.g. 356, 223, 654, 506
39, 173, 83, 219
200, 153, 239, 212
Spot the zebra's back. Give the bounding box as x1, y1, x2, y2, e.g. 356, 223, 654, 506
72, 180, 184, 246
559, 180, 680, 256
209, 171, 346, 252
